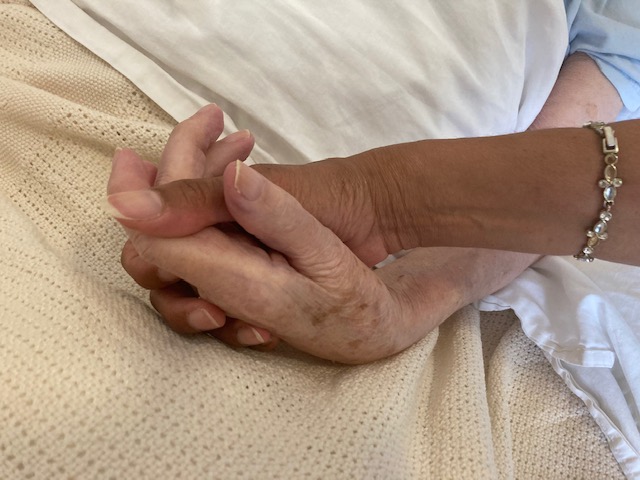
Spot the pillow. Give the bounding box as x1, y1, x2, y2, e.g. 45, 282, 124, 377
31, 0, 567, 164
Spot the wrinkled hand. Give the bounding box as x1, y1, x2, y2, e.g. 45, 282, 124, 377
106, 106, 464, 363
110, 105, 396, 351
109, 105, 392, 352
108, 144, 464, 363
110, 105, 278, 348
107, 105, 483, 363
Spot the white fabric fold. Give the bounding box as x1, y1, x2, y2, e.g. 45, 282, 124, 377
31, 0, 566, 162
479, 257, 640, 477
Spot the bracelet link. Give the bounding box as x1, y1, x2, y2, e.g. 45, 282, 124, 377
574, 122, 621, 262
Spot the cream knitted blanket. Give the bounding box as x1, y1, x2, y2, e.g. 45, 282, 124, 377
0, 2, 624, 478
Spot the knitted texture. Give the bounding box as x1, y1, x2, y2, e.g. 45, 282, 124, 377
0, 3, 624, 478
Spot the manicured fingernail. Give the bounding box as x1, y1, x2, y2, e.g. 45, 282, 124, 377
237, 326, 266, 346
224, 130, 251, 143
234, 160, 264, 201
187, 309, 222, 331
104, 190, 163, 220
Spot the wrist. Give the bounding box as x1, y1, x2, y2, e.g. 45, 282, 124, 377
352, 128, 605, 256
352, 143, 438, 253
353, 139, 477, 254
412, 129, 601, 254
254, 158, 388, 265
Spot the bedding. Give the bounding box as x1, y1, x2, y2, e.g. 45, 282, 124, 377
0, 0, 637, 477
29, 0, 567, 161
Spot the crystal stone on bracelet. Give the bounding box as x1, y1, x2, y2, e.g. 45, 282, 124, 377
575, 122, 621, 262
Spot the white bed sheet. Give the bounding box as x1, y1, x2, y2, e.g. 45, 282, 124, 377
29, 0, 640, 476
478, 257, 640, 477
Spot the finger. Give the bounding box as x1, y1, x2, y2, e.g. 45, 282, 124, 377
149, 282, 226, 334
121, 222, 262, 292
107, 150, 184, 287
105, 154, 232, 235
106, 148, 166, 224
107, 148, 156, 195
149, 284, 275, 347
155, 104, 224, 185
155, 105, 254, 184
121, 239, 179, 289
104, 162, 298, 240
203, 129, 255, 177
126, 224, 293, 326
205, 318, 278, 349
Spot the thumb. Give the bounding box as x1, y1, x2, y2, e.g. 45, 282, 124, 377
105, 149, 233, 237
223, 161, 359, 275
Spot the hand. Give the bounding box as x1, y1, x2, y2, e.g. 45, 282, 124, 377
111, 104, 277, 348
108, 149, 467, 363
108, 118, 395, 268
110, 105, 397, 351
108, 106, 539, 362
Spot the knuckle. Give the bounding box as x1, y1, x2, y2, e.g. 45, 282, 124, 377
120, 240, 162, 289
168, 120, 190, 141
167, 178, 213, 210
129, 232, 157, 265
120, 241, 136, 272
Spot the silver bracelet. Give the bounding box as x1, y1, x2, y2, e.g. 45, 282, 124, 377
574, 121, 622, 262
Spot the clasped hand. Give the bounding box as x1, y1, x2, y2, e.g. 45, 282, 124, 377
106, 105, 464, 363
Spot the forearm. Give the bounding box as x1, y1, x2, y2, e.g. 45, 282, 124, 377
365, 120, 638, 264
362, 53, 637, 264
408, 54, 625, 308
376, 248, 538, 328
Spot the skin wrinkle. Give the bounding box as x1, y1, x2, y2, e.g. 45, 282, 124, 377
277, 277, 393, 362
357, 148, 408, 255
315, 279, 392, 357
169, 177, 214, 211
281, 157, 384, 266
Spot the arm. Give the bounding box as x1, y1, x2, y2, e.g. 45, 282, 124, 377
117, 54, 626, 263
359, 53, 633, 263
325, 52, 626, 317
297, 52, 625, 323
386, 52, 626, 309
529, 52, 622, 130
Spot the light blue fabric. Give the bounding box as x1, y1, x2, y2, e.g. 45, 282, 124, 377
564, 0, 640, 120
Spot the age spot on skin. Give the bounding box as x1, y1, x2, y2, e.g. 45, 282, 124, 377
311, 302, 344, 326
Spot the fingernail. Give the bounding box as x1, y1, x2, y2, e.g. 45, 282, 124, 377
197, 103, 218, 115
187, 309, 222, 331
237, 326, 266, 346
104, 190, 163, 220
224, 130, 251, 143
234, 160, 264, 201
111, 147, 125, 165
